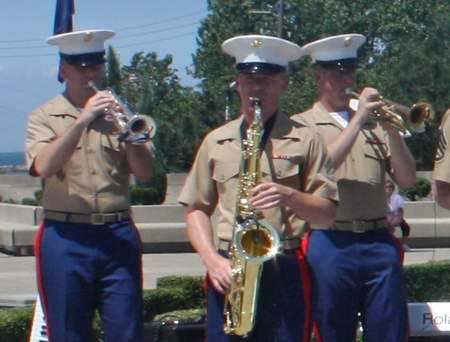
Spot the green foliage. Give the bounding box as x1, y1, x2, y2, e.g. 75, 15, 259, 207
20, 190, 43, 206
130, 186, 160, 205
189, 0, 450, 171
399, 177, 432, 201
5, 268, 450, 342
0, 276, 205, 342
112, 51, 206, 173
132, 155, 168, 204
34, 190, 43, 204
143, 287, 204, 323
20, 198, 39, 206
406, 260, 450, 302
156, 275, 204, 290
0, 306, 33, 342
143, 275, 205, 322
3, 199, 19, 204
95, 0, 450, 173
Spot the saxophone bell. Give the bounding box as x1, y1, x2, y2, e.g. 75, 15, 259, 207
234, 218, 280, 262
88, 81, 156, 144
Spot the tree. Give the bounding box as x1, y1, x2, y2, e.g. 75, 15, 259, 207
191, 0, 450, 170
108, 50, 205, 173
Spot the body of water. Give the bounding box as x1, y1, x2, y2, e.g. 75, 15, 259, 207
0, 151, 26, 166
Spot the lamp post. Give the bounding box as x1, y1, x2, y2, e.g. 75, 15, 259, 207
249, 0, 286, 38
277, 0, 285, 38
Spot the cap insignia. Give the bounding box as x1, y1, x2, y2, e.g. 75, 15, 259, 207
251, 38, 263, 48
84, 32, 94, 42
344, 36, 352, 47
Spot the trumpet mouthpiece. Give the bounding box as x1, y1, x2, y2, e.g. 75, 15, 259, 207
345, 88, 359, 98
88, 81, 99, 92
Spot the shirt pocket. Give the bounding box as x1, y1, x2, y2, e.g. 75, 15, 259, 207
212, 162, 240, 197
267, 157, 301, 189
63, 143, 83, 177
362, 144, 387, 184
101, 134, 128, 176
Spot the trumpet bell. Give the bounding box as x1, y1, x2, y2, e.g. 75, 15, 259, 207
88, 81, 156, 143
345, 88, 435, 134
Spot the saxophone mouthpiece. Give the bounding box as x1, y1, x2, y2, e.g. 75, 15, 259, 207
250, 97, 261, 107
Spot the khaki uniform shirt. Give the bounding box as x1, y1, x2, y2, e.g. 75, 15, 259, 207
26, 94, 155, 214
294, 102, 392, 221
178, 112, 338, 242
434, 109, 450, 182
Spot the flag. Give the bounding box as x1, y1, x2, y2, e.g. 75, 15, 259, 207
53, 0, 75, 35
53, 0, 75, 82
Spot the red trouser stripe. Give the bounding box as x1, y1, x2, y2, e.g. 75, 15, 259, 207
34, 221, 51, 340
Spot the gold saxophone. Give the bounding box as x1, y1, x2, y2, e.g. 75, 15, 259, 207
223, 97, 281, 337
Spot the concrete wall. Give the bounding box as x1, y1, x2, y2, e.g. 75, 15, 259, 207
0, 171, 447, 255
0, 172, 188, 204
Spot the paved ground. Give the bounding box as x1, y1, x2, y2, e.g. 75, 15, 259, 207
1, 248, 450, 306
0, 252, 206, 306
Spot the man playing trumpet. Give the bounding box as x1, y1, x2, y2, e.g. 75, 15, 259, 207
26, 29, 154, 342
294, 34, 416, 342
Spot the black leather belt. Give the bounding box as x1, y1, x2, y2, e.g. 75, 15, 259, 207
44, 209, 131, 225
218, 238, 301, 251
331, 217, 388, 233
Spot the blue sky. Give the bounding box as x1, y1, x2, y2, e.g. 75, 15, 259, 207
0, 0, 208, 153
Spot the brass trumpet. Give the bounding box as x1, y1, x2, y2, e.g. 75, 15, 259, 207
89, 82, 156, 144
345, 88, 434, 133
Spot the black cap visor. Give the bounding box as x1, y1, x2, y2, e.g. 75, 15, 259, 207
60, 52, 106, 67
237, 62, 286, 74
314, 58, 362, 70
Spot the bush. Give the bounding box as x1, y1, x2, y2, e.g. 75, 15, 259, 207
0, 276, 205, 342
0, 306, 33, 342
143, 275, 205, 322
405, 260, 450, 302
34, 190, 43, 205
8, 267, 450, 342
18, 190, 43, 206
130, 186, 161, 205
399, 177, 432, 201
21, 198, 39, 206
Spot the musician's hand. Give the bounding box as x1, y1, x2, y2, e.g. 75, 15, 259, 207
379, 118, 400, 135
78, 91, 115, 126
250, 182, 292, 209
353, 87, 384, 127
204, 252, 233, 294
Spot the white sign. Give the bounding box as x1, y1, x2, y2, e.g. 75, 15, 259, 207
409, 302, 450, 336
28, 295, 49, 342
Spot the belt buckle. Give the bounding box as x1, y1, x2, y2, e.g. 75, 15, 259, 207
91, 213, 105, 225
352, 220, 367, 233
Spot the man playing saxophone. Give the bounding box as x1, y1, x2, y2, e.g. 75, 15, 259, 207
179, 34, 338, 342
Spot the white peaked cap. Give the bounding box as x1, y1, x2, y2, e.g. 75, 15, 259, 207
302, 34, 366, 69
222, 35, 303, 73
47, 29, 115, 55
